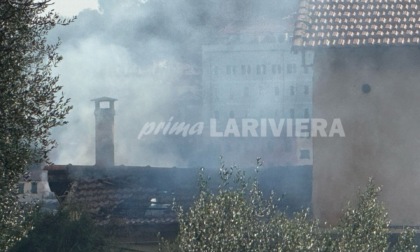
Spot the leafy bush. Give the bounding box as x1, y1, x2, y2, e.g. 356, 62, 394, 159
0, 179, 35, 251
10, 208, 107, 252
0, 0, 72, 249
335, 178, 389, 251
160, 162, 417, 252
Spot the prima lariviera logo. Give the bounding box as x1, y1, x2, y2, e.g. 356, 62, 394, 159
137, 117, 345, 140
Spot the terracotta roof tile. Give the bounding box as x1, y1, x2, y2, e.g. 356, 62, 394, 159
293, 0, 420, 48
65, 178, 194, 226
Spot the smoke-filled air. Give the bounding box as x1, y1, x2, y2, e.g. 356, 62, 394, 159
48, 0, 299, 167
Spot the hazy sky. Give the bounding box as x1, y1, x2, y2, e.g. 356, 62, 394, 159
50, 0, 99, 17
48, 0, 299, 168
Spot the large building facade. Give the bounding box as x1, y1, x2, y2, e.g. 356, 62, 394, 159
201, 22, 313, 167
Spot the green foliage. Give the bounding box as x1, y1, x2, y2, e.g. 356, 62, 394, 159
392, 228, 417, 252
0, 180, 35, 251
10, 208, 107, 252
160, 163, 417, 252
0, 0, 73, 250
160, 160, 323, 252
335, 178, 389, 252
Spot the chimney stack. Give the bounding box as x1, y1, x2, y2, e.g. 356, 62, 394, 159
92, 97, 117, 167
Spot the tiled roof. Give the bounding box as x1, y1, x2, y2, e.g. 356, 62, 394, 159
57, 167, 202, 227
66, 177, 187, 226
293, 0, 420, 48
51, 166, 313, 227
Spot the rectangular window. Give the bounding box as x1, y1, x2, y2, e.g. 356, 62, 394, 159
304, 108, 310, 118
31, 182, 37, 194
241, 65, 246, 75
304, 86, 309, 95
300, 149, 310, 159
18, 183, 24, 194
290, 86, 295, 96
290, 108, 295, 118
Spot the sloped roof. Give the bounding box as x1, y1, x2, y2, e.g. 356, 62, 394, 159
66, 178, 181, 226
49, 165, 312, 227
57, 166, 201, 226
293, 0, 420, 48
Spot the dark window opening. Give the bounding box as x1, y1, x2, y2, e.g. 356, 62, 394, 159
304, 108, 310, 118
290, 86, 295, 96
18, 183, 24, 194
31, 182, 37, 194
300, 150, 310, 159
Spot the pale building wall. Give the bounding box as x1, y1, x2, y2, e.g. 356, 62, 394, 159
312, 47, 420, 225
201, 38, 313, 166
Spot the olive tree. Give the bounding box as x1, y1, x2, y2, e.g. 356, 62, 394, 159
0, 0, 72, 250
160, 163, 417, 252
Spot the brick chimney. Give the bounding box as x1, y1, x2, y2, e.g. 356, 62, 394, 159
91, 97, 117, 167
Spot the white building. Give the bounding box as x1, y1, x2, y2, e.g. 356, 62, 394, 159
201, 21, 313, 167
18, 169, 59, 212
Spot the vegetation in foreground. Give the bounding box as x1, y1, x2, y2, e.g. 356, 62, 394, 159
0, 0, 72, 250
10, 209, 107, 252
160, 159, 417, 252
